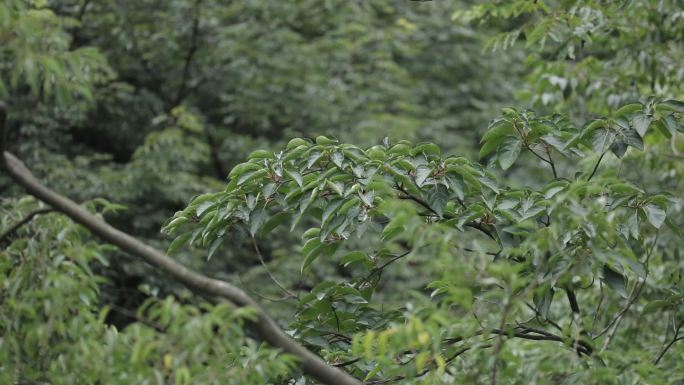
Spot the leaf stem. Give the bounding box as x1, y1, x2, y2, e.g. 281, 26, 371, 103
587, 152, 606, 181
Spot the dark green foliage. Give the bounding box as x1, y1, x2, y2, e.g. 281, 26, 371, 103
2, 0, 684, 384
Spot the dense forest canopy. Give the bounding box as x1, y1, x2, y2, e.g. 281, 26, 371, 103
1, 1, 683, 384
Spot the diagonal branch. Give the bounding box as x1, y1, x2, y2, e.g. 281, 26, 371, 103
653, 316, 684, 365
0, 101, 361, 385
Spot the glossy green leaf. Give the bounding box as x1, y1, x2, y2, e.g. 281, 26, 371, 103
644, 204, 666, 229
497, 136, 522, 170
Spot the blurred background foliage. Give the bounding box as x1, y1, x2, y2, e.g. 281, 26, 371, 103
1, 0, 683, 384
1, 0, 522, 306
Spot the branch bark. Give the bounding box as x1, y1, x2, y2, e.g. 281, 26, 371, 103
0, 101, 361, 385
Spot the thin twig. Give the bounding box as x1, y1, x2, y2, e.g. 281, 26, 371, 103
355, 251, 411, 289
365, 344, 480, 384
524, 302, 563, 332
543, 145, 558, 179
237, 274, 293, 303
107, 303, 166, 333
252, 236, 298, 299
527, 145, 557, 179
599, 233, 658, 351
333, 358, 361, 368
0, 208, 53, 245
395, 184, 495, 240
587, 152, 606, 182
653, 316, 684, 365
491, 298, 513, 385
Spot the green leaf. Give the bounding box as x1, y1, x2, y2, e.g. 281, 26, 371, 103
479, 136, 504, 159
300, 238, 323, 273
428, 185, 448, 218
322, 199, 344, 226
445, 174, 465, 200
665, 217, 683, 237
247, 149, 272, 160
292, 187, 319, 228
481, 119, 514, 143
655, 119, 673, 138
610, 139, 627, 158
364, 365, 383, 382
627, 212, 639, 240
615, 103, 643, 117
326, 179, 344, 197
259, 212, 290, 237
602, 265, 627, 297
631, 114, 651, 137
590, 128, 616, 154
622, 128, 644, 150
359, 190, 375, 206
582, 119, 607, 136
286, 137, 310, 150
388, 143, 410, 156
656, 100, 684, 113
238, 168, 267, 186
382, 215, 408, 241
533, 285, 554, 319
497, 136, 521, 170
331, 152, 344, 168
415, 166, 431, 187
644, 204, 666, 229
367, 146, 387, 160
307, 152, 324, 169
249, 209, 268, 236
478, 175, 499, 194
167, 233, 192, 254
543, 181, 567, 199
662, 114, 681, 134
285, 169, 303, 187
315, 135, 336, 145
412, 142, 441, 156
228, 162, 261, 179
641, 300, 671, 316
302, 228, 321, 240
340, 251, 368, 267
207, 237, 224, 260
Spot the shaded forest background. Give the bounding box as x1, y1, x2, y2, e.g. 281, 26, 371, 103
2, 1, 683, 384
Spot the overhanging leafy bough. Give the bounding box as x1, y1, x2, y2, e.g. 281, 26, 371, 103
159, 98, 683, 380
3, 97, 683, 383
166, 98, 683, 276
